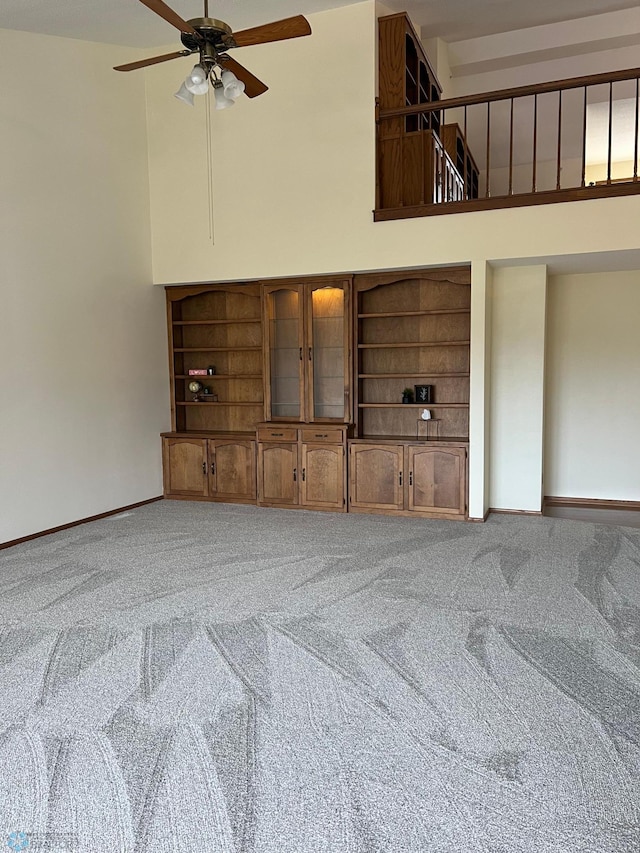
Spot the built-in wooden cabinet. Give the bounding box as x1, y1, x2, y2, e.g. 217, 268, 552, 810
349, 441, 467, 518
354, 268, 471, 438
262, 276, 351, 423
377, 13, 479, 210
256, 424, 348, 511
167, 283, 263, 433
162, 435, 256, 502
162, 268, 470, 521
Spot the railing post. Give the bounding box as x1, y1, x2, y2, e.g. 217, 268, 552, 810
485, 102, 491, 198
581, 87, 587, 188
607, 81, 613, 184
634, 78, 639, 181
532, 93, 537, 193
508, 97, 514, 195
556, 90, 563, 191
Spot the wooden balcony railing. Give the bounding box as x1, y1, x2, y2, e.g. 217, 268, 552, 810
375, 66, 640, 221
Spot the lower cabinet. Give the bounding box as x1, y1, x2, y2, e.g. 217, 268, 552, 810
258, 442, 299, 506
257, 424, 347, 511
163, 436, 256, 502
349, 441, 467, 519
162, 433, 465, 519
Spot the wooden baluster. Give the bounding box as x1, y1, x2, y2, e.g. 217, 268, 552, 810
556, 90, 562, 190
485, 102, 491, 198
508, 97, 514, 195
463, 105, 468, 198
634, 77, 639, 181
607, 81, 613, 184
440, 134, 446, 203
580, 86, 587, 188
532, 93, 538, 192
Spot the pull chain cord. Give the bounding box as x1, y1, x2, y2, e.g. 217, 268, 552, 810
206, 86, 215, 245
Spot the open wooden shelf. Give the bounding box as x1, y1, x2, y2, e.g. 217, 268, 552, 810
358, 403, 468, 408
173, 318, 260, 326
177, 401, 263, 407
174, 346, 262, 353
358, 372, 468, 378
358, 341, 470, 349
358, 309, 470, 318
176, 374, 262, 380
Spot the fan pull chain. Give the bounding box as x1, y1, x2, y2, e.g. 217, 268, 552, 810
206, 87, 215, 245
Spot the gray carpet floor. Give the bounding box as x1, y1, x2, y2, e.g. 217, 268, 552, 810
1, 501, 640, 852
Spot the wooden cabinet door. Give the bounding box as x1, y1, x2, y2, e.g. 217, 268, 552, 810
258, 443, 299, 505
262, 284, 305, 422
305, 281, 350, 423
407, 446, 466, 515
163, 438, 208, 497
209, 440, 256, 501
300, 444, 345, 510
349, 444, 403, 510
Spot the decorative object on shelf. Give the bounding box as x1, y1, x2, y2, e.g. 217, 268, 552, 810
188, 369, 208, 375
402, 388, 414, 404
420, 408, 432, 420
207, 365, 216, 375
188, 380, 203, 400
199, 393, 218, 402
415, 384, 433, 404
113, 0, 311, 107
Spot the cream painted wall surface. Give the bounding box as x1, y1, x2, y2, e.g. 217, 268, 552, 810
0, 29, 169, 542
489, 266, 547, 512
544, 270, 640, 501
145, 1, 640, 286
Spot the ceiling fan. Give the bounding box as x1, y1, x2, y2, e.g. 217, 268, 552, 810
114, 0, 312, 105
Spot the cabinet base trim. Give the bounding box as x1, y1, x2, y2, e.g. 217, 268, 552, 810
348, 505, 467, 522
1, 496, 164, 551
165, 495, 257, 505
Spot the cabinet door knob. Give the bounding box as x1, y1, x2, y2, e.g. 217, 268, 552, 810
302, 468, 306, 481
399, 471, 403, 486
211, 462, 215, 475
299, 347, 303, 361
202, 461, 207, 475
293, 468, 297, 482
409, 471, 413, 485
308, 347, 312, 361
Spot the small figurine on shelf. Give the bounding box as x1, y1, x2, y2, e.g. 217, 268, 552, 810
207, 366, 216, 375
402, 388, 414, 404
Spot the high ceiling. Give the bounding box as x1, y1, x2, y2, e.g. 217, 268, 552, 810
0, 0, 637, 47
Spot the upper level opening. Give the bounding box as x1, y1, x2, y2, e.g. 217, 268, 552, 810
375, 13, 640, 221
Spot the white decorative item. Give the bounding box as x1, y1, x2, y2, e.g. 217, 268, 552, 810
421, 409, 432, 420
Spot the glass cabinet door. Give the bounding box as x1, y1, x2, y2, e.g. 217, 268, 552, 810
307, 284, 347, 421
264, 286, 304, 420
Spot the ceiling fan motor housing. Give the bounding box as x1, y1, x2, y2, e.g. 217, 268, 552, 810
181, 18, 234, 53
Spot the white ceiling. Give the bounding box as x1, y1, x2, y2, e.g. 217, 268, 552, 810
0, 0, 638, 48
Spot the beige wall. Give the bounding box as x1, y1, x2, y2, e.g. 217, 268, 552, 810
544, 270, 640, 501
144, 2, 640, 286
489, 266, 547, 511
0, 29, 169, 542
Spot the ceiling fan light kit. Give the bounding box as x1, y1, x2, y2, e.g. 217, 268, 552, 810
114, 0, 312, 107
174, 80, 195, 106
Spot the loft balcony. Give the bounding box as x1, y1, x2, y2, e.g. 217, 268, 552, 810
375, 14, 640, 222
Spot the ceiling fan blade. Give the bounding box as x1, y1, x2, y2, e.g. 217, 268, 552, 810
114, 49, 192, 72
137, 0, 203, 38
219, 56, 268, 98
231, 15, 311, 48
